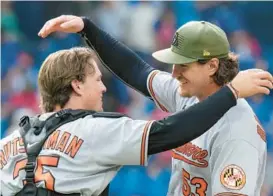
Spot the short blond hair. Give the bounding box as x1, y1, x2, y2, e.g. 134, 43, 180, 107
38, 47, 97, 112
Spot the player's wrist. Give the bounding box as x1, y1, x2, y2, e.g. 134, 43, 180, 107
227, 82, 239, 99
78, 17, 89, 34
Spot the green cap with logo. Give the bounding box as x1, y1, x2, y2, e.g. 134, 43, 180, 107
152, 21, 230, 64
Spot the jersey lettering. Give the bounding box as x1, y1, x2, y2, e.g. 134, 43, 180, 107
172, 142, 208, 168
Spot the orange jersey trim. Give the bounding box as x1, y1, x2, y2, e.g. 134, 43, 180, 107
140, 121, 153, 165
215, 192, 247, 196
148, 71, 169, 112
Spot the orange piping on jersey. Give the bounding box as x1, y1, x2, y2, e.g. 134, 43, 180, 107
215, 193, 247, 196
64, 136, 84, 158
55, 131, 71, 152
172, 142, 208, 168
148, 71, 169, 112
141, 121, 153, 165
254, 115, 266, 142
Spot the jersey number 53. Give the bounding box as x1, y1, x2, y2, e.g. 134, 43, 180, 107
182, 168, 208, 196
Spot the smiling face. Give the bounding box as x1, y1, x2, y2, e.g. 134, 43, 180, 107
171, 59, 220, 99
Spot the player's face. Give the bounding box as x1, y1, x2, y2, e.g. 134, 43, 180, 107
172, 61, 213, 98
81, 61, 107, 111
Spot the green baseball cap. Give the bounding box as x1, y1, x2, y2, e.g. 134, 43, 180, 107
152, 21, 230, 64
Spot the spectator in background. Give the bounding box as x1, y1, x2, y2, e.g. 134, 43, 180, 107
1, 1, 21, 39
154, 6, 176, 72
93, 1, 131, 109
171, 1, 200, 28
5, 108, 36, 136
12, 1, 45, 41
37, 32, 81, 63
125, 1, 163, 54
1, 2, 22, 78
154, 7, 176, 51
94, 1, 129, 42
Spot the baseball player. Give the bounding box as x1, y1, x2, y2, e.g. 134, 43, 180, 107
2, 47, 269, 196
38, 15, 273, 195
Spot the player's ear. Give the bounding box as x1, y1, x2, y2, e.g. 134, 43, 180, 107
71, 79, 84, 96
208, 58, 219, 76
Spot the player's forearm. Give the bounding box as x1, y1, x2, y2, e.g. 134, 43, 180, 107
79, 17, 155, 97
148, 86, 236, 155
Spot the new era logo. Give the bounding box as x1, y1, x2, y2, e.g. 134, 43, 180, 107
203, 50, 210, 56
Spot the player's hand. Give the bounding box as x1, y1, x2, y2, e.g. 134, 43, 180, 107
38, 15, 84, 38
229, 69, 273, 98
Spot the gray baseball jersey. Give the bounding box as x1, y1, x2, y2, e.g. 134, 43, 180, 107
147, 70, 267, 196
0, 114, 153, 196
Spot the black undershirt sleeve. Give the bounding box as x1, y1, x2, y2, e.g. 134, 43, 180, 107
79, 17, 155, 97
147, 86, 236, 155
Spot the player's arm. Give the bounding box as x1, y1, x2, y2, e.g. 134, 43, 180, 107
209, 114, 267, 195
80, 17, 155, 97
38, 15, 273, 102
38, 15, 165, 98
90, 85, 237, 165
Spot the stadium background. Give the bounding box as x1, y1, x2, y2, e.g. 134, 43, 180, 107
1, 1, 273, 195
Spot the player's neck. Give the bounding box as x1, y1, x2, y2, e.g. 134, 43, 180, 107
197, 83, 222, 101
53, 97, 86, 112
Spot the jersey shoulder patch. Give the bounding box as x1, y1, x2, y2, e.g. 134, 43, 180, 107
220, 164, 246, 190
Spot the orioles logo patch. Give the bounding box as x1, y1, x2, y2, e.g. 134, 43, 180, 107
220, 165, 246, 190
172, 32, 179, 47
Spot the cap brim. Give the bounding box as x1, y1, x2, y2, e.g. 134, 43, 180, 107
152, 48, 197, 65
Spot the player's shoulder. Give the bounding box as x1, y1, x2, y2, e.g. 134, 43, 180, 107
225, 98, 258, 132
149, 70, 178, 85
216, 98, 255, 127
81, 113, 130, 123
209, 99, 265, 146
78, 114, 134, 133
227, 98, 253, 117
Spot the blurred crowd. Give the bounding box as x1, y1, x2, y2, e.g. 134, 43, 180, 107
1, 1, 273, 195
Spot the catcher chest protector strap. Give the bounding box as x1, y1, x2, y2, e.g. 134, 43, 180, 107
15, 109, 126, 196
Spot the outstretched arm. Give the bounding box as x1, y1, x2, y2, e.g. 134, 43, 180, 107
79, 17, 155, 97
38, 15, 154, 97
38, 15, 273, 98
